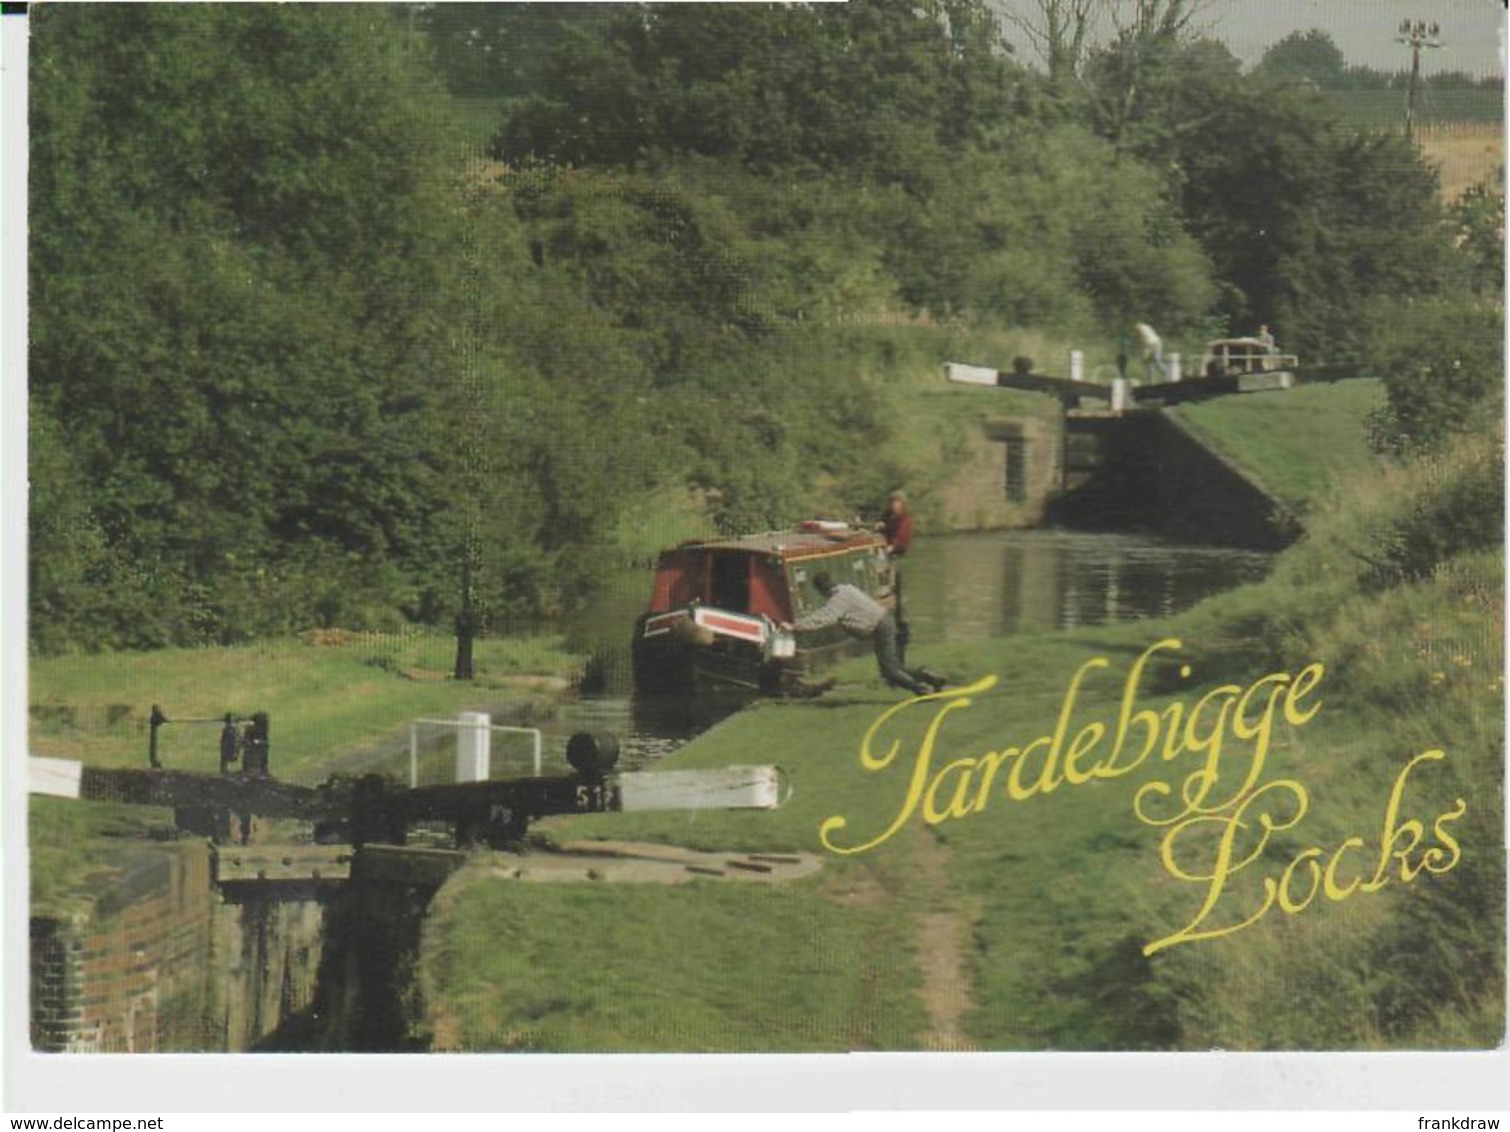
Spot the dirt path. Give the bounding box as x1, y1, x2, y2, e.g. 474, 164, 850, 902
908, 827, 978, 1051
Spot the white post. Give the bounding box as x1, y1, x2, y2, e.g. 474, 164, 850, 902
409, 724, 419, 788
456, 711, 491, 783
943, 363, 1000, 386
1068, 350, 1084, 382
1167, 352, 1182, 383
1111, 378, 1128, 414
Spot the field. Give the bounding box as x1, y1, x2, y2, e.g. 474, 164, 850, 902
1318, 87, 1502, 200
1416, 121, 1505, 200
1325, 87, 1503, 129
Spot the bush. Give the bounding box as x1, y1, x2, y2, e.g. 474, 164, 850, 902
1364, 296, 1504, 456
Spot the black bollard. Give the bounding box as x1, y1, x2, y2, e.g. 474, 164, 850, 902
566, 732, 621, 777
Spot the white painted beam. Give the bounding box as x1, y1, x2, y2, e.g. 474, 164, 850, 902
616, 765, 781, 812
28, 756, 83, 799
943, 362, 1000, 386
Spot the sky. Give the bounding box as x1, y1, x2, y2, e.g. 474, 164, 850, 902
989, 0, 1507, 77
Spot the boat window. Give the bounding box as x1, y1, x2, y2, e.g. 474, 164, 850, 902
748, 557, 790, 620
788, 553, 880, 611
710, 553, 749, 612
790, 569, 825, 616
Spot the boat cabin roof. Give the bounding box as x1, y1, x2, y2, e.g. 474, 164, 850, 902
666, 525, 884, 563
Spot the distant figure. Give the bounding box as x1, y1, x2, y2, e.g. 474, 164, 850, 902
1134, 322, 1164, 382
783, 572, 944, 696
1256, 324, 1277, 355
878, 490, 913, 557
877, 489, 915, 661
1116, 341, 1129, 380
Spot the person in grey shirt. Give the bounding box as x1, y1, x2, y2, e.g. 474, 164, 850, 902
1134, 321, 1164, 382
784, 572, 944, 696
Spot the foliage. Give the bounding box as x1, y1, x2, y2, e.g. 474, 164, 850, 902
1448, 178, 1507, 298
1252, 29, 1347, 89
486, 1, 1220, 338
1363, 297, 1505, 456
1078, 3, 1229, 158
1170, 86, 1452, 357
1069, 12, 1465, 360
28, 0, 1499, 656
489, 0, 1022, 178
29, 4, 468, 648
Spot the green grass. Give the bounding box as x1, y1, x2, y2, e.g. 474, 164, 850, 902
1172, 380, 1387, 511
27, 630, 583, 911
499, 561, 1497, 1050
27, 359, 1500, 1051
422, 876, 923, 1052
29, 630, 580, 780
851, 321, 1064, 523
449, 424, 1503, 1051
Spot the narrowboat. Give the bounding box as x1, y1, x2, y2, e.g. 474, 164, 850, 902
631, 521, 897, 696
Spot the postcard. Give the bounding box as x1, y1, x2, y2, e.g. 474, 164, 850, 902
7, 0, 1507, 1114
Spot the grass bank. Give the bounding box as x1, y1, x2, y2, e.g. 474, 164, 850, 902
423, 421, 1503, 1052
1172, 379, 1386, 513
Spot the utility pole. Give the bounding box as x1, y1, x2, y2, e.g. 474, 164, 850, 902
1396, 18, 1443, 144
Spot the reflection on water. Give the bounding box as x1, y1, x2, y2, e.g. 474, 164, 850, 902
559, 529, 1272, 769
901, 529, 1272, 641
534, 688, 751, 773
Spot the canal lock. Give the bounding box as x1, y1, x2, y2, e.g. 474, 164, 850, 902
32, 510, 1277, 1054
30, 690, 731, 1054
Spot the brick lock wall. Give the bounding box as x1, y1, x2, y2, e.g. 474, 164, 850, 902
31, 840, 332, 1052
30, 841, 217, 1053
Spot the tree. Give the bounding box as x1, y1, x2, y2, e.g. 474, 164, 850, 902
1448, 177, 1506, 299
1253, 29, 1348, 89
492, 0, 1022, 179
1171, 85, 1451, 358
1363, 297, 1504, 456
417, 2, 597, 97
1001, 0, 1107, 94
1079, 0, 1217, 156
30, 5, 469, 647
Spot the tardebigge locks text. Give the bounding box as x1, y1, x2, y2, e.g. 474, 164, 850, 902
817, 638, 1467, 954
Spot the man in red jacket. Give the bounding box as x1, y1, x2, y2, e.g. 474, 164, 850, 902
879, 490, 913, 556
877, 489, 915, 660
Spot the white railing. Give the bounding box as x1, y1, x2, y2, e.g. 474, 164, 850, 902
408, 713, 543, 787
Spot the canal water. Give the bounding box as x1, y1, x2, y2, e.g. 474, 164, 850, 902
537, 529, 1273, 771
900, 528, 1272, 641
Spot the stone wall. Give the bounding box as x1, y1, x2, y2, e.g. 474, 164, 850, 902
29, 841, 327, 1053
1048, 410, 1300, 550
936, 414, 1061, 531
